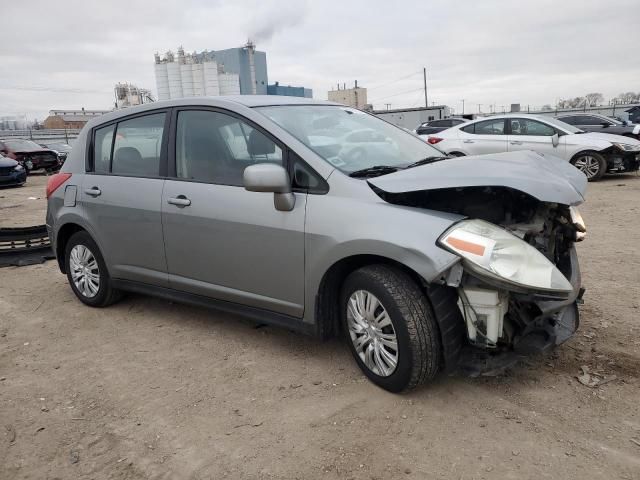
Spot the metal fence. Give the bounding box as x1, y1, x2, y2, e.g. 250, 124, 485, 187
0, 129, 81, 143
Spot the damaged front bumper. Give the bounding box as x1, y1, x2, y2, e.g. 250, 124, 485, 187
451, 246, 584, 377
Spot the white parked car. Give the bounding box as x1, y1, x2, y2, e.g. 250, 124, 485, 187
428, 114, 640, 181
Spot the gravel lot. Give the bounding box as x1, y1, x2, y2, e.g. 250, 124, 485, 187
1, 173, 639, 479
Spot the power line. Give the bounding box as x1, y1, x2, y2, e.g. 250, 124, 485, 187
370, 87, 425, 103
366, 71, 422, 91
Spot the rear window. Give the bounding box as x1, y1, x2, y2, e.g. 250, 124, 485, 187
91, 113, 165, 176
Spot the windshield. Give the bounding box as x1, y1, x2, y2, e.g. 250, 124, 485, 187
255, 105, 445, 173
541, 116, 584, 134
3, 139, 44, 151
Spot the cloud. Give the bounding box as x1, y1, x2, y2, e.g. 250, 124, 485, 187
0, 0, 638, 118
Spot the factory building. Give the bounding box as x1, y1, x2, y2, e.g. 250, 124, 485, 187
42, 109, 110, 129
327, 82, 368, 109
114, 83, 155, 109
267, 82, 312, 98
154, 42, 266, 101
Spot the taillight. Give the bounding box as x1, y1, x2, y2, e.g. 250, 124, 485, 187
428, 137, 443, 144
46, 173, 72, 199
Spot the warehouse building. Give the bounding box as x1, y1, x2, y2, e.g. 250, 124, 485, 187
327, 82, 368, 109
373, 105, 452, 130
42, 109, 110, 129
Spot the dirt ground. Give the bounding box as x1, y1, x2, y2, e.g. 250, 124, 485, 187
1, 173, 639, 480
0, 174, 50, 228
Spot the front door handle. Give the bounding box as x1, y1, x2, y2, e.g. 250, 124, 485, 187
167, 195, 191, 207
84, 187, 101, 197
510, 141, 523, 145
463, 139, 475, 143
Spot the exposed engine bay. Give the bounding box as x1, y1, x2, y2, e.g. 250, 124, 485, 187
374, 185, 586, 374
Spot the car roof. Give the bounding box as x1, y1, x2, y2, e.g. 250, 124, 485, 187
467, 113, 553, 122
83, 95, 343, 130
556, 112, 605, 117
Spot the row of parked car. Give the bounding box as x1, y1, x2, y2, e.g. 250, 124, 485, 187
0, 139, 72, 187
415, 112, 640, 181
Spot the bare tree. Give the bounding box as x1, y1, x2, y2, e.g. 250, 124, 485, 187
615, 92, 640, 104
584, 92, 604, 106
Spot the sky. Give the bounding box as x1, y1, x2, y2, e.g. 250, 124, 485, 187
1, 0, 639, 120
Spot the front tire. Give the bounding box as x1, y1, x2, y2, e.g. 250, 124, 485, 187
65, 231, 122, 307
571, 151, 607, 181
340, 265, 441, 392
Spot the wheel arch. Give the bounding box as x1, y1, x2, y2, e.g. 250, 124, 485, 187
55, 222, 86, 273
313, 254, 465, 371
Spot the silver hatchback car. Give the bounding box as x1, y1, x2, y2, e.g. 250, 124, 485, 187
47, 96, 587, 392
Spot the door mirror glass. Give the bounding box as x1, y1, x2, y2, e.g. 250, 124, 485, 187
551, 133, 560, 147
243, 163, 295, 211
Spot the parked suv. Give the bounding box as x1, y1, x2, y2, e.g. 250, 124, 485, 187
430, 114, 640, 180
47, 97, 587, 392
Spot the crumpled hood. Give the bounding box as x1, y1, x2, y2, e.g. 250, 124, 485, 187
369, 150, 587, 206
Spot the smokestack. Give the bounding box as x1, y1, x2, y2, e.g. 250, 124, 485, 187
245, 39, 257, 95
355, 80, 358, 88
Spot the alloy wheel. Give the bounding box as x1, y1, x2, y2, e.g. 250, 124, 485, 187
69, 244, 100, 298
346, 290, 398, 376
573, 155, 600, 179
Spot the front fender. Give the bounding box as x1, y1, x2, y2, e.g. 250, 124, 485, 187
303, 193, 462, 324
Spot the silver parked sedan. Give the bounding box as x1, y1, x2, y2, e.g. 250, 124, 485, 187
46, 96, 587, 392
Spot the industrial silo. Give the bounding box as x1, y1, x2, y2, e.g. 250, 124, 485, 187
192, 63, 205, 96
154, 63, 170, 101
180, 63, 194, 97
203, 61, 220, 96
219, 73, 240, 95
167, 62, 183, 99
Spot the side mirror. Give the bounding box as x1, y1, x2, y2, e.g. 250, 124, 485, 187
601, 122, 610, 127
243, 163, 295, 212
551, 133, 560, 147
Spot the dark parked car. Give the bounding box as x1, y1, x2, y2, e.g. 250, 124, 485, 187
415, 118, 468, 136
0, 154, 27, 187
0, 139, 61, 173
39, 142, 73, 164
556, 113, 640, 140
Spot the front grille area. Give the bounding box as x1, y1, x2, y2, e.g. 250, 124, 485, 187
0, 166, 13, 176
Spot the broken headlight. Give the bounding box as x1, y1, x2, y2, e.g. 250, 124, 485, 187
438, 219, 573, 295
612, 142, 640, 152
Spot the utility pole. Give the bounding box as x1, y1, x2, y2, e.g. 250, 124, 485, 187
423, 67, 428, 109
461, 99, 465, 115
478, 104, 482, 114
385, 103, 391, 111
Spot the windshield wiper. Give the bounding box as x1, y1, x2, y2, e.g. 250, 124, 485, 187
404, 156, 449, 169
348, 165, 400, 178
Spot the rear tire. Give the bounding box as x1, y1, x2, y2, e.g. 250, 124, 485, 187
65, 231, 122, 307
571, 151, 607, 181
340, 265, 441, 392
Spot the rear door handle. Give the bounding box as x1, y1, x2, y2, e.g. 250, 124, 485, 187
463, 139, 475, 143
167, 195, 191, 207
510, 141, 523, 145
84, 187, 101, 197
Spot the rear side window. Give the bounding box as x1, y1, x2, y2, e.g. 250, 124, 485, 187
112, 113, 165, 176
93, 125, 115, 174
462, 120, 505, 135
